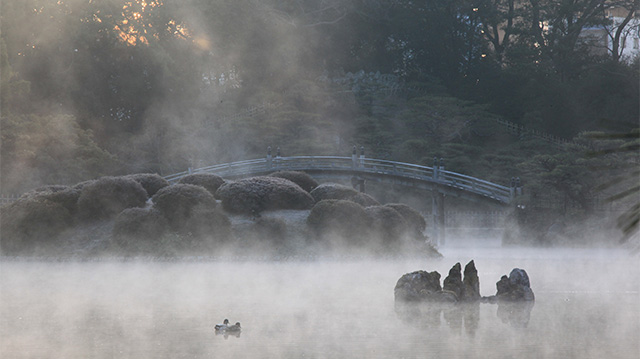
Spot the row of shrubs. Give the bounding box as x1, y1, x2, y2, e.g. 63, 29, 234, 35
1, 170, 437, 257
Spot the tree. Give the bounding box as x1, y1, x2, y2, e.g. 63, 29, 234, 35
605, 0, 640, 63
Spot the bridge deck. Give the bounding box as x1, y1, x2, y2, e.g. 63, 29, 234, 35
164, 156, 513, 205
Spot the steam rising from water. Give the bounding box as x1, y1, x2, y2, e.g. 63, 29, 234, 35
1, 242, 638, 358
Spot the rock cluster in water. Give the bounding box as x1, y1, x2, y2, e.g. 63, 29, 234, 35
485, 268, 535, 302
394, 261, 534, 303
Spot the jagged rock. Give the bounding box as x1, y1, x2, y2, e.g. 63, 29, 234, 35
462, 260, 481, 301
394, 270, 442, 302
495, 268, 535, 302
443, 262, 463, 299
395, 262, 534, 305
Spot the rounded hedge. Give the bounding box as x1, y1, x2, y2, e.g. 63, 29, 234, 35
151, 184, 232, 246
215, 176, 314, 215
309, 183, 379, 206
306, 199, 372, 247
365, 205, 408, 246
32, 185, 70, 193
385, 203, 426, 234
0, 197, 73, 255
127, 173, 170, 197
349, 192, 380, 207
268, 171, 319, 193
151, 184, 217, 228
177, 173, 226, 197
77, 176, 148, 222
20, 186, 80, 215
112, 207, 168, 253
235, 216, 289, 253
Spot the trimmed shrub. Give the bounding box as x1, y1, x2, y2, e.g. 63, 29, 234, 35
215, 176, 314, 215
0, 197, 73, 255
350, 192, 380, 207
365, 205, 408, 246
181, 207, 233, 245
385, 203, 427, 234
306, 199, 372, 247
127, 173, 170, 197
73, 180, 96, 191
235, 217, 288, 252
151, 184, 217, 229
310, 183, 358, 202
32, 185, 69, 193
151, 184, 232, 246
309, 183, 380, 206
21, 186, 80, 215
178, 173, 225, 197
112, 207, 168, 253
77, 176, 148, 222
268, 171, 319, 193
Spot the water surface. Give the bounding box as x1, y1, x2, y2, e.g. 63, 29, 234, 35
1, 240, 638, 358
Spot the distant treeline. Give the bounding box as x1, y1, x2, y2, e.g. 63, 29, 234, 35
1, 1, 638, 228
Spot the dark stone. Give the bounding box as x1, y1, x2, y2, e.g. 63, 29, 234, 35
394, 270, 442, 302
462, 260, 481, 302
495, 268, 535, 302
443, 262, 463, 299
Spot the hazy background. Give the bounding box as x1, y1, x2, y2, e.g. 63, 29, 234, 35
1, 0, 638, 191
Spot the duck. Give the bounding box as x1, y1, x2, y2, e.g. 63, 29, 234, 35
214, 319, 229, 331
225, 322, 242, 333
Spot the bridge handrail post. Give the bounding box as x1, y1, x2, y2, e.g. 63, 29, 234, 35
432, 157, 439, 180
352, 146, 358, 169
359, 146, 365, 168
509, 177, 515, 201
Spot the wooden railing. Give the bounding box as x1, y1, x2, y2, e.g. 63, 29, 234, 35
164, 156, 513, 204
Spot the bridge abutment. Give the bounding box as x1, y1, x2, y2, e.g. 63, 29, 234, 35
432, 191, 446, 246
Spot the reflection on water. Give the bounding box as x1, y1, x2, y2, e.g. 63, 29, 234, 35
1, 245, 638, 358
496, 301, 535, 328
395, 302, 482, 336
215, 330, 241, 340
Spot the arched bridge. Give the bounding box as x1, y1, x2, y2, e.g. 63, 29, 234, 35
164, 155, 521, 206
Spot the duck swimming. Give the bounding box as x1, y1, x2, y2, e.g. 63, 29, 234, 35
214, 319, 229, 331
225, 322, 241, 332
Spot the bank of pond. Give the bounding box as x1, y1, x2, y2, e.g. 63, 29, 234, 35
0, 171, 441, 258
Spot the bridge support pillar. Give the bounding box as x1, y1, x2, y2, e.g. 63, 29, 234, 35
432, 191, 446, 246
351, 176, 366, 193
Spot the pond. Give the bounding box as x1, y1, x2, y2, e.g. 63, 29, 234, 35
1, 239, 638, 358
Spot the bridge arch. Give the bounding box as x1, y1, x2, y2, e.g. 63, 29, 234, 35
164, 152, 522, 245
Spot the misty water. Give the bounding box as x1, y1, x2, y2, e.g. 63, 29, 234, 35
1, 237, 638, 359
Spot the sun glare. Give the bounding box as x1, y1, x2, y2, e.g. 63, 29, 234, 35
88, 0, 191, 46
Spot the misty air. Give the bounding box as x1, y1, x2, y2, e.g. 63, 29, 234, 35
1, 1, 639, 358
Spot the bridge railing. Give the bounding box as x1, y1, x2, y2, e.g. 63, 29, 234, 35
356, 157, 510, 202
165, 155, 513, 204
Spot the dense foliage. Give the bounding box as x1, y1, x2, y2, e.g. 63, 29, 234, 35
1, 0, 638, 243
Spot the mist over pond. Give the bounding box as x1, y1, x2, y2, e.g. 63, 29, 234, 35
1, 0, 638, 357
1, 237, 638, 359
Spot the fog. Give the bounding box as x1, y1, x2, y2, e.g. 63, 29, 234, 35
2, 237, 638, 358
2, 1, 639, 357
